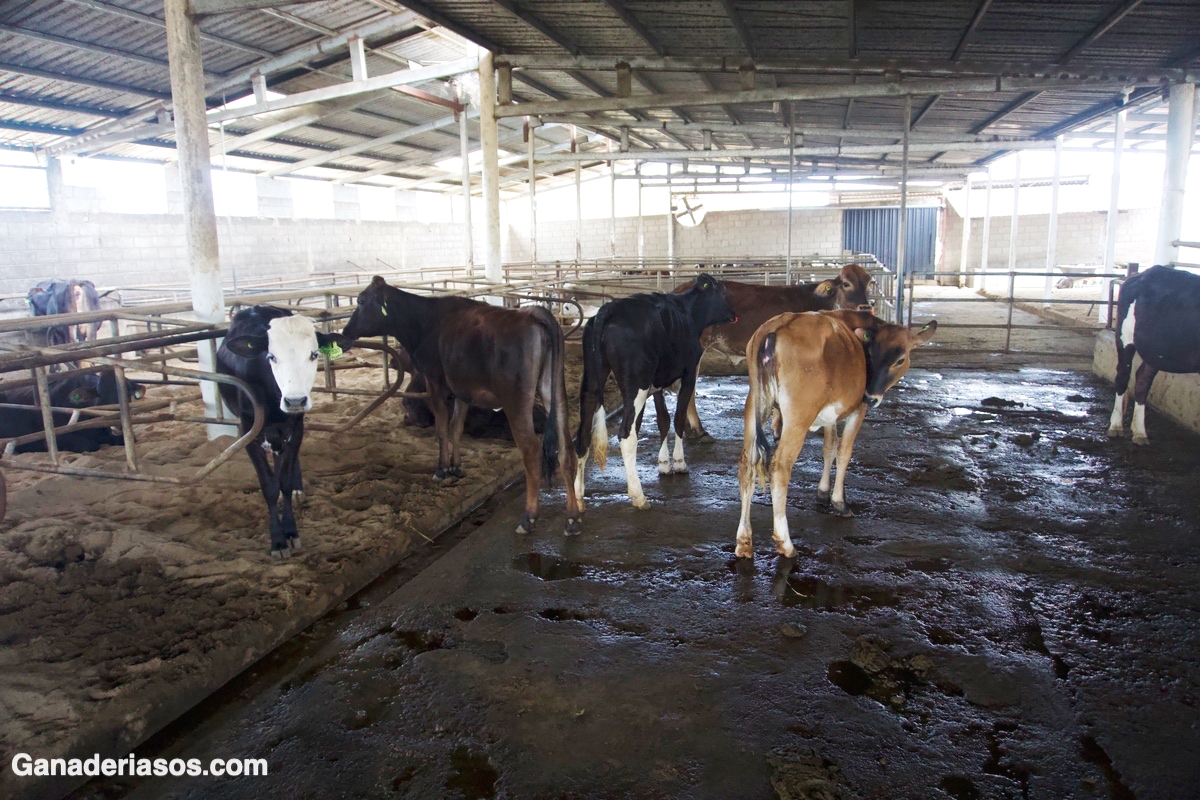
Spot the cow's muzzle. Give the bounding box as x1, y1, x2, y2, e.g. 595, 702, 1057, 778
863, 394, 883, 409
857, 303, 874, 313
283, 396, 309, 413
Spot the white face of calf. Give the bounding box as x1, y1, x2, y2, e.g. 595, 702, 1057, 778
265, 315, 321, 414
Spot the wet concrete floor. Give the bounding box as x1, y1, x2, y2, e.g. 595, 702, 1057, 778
71, 366, 1200, 800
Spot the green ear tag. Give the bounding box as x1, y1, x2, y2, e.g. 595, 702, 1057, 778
380, 304, 388, 316
319, 342, 343, 359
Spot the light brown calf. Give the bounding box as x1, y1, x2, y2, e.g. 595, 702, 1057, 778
734, 312, 936, 559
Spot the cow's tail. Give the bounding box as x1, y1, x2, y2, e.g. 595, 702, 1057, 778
749, 331, 779, 491
575, 312, 610, 471
530, 306, 567, 484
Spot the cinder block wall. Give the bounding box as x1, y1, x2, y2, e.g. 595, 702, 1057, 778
0, 165, 476, 297
942, 207, 1159, 273
505, 207, 844, 263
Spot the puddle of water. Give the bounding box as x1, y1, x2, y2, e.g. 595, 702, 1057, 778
512, 552, 585, 581
781, 575, 899, 612
392, 629, 445, 653
446, 746, 499, 800
939, 775, 981, 800
454, 608, 478, 622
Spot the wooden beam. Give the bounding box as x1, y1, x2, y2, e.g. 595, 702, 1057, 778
189, 0, 325, 14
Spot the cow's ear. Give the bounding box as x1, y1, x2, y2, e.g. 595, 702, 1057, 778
67, 386, 98, 406
816, 280, 836, 297
696, 276, 712, 291
912, 319, 938, 345
370, 275, 387, 289
225, 335, 265, 358
317, 331, 349, 358
854, 327, 874, 344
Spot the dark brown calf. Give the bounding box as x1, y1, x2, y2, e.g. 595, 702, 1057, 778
674, 263, 875, 437
734, 311, 935, 559
342, 277, 581, 535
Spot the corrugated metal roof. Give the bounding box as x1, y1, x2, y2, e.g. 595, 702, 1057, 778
0, 0, 1196, 190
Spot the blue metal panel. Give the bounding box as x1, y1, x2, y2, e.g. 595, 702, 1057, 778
842, 207, 938, 277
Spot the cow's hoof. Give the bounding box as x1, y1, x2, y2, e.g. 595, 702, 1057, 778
292, 490, 305, 508
516, 513, 536, 534
658, 460, 672, 475
775, 541, 796, 558
631, 497, 650, 510
433, 468, 461, 483
564, 516, 582, 536
1132, 435, 1150, 446
831, 502, 854, 518
816, 489, 831, 504
672, 460, 689, 474
735, 543, 754, 559
270, 546, 291, 559
686, 429, 714, 443
1107, 426, 1123, 439
449, 466, 467, 478
289, 536, 301, 551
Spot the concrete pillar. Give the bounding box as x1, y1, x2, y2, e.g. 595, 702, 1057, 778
459, 106, 475, 273
959, 176, 972, 288
895, 95, 911, 326
1154, 82, 1196, 266
164, 0, 224, 436
1103, 105, 1127, 271
574, 128, 583, 263
1043, 135, 1062, 307
1007, 152, 1021, 276
477, 51, 502, 282
785, 129, 795, 284
636, 171, 644, 270
610, 153, 617, 261
667, 190, 676, 277
527, 119, 537, 264
981, 167, 993, 293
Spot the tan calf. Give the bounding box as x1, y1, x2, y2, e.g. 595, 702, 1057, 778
734, 312, 936, 559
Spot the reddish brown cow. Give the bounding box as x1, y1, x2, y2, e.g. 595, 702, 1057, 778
673, 263, 875, 438
734, 311, 935, 559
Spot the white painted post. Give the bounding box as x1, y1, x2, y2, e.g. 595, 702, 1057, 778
895, 95, 911, 326
1043, 134, 1062, 308
980, 167, 993, 293
574, 131, 583, 263
610, 148, 617, 262
1103, 104, 1127, 271
959, 176, 972, 288
164, 0, 225, 438
478, 51, 502, 282
1154, 82, 1197, 266
636, 170, 644, 271
785, 127, 795, 285
527, 117, 537, 264
1007, 151, 1021, 280
459, 106, 475, 273
667, 189, 676, 279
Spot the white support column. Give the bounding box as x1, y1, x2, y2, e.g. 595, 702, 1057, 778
459, 106, 475, 273
959, 176, 972, 288
574, 131, 583, 263
981, 167, 993, 293
164, 0, 224, 438
348, 35, 368, 82
785, 127, 795, 284
636, 170, 644, 270
478, 50, 502, 282
1043, 134, 1062, 307
895, 95, 911, 325
1154, 82, 1197, 266
1007, 151, 1021, 278
667, 189, 676, 278
527, 119, 537, 264
1103, 104, 1127, 271
610, 149, 617, 261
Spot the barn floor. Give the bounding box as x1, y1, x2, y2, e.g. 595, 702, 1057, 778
68, 364, 1200, 800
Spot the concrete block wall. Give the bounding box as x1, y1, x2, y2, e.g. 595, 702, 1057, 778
942, 207, 1159, 274
0, 168, 475, 296
506, 207, 844, 263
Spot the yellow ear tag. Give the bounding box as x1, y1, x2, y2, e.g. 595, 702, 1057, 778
319, 342, 343, 359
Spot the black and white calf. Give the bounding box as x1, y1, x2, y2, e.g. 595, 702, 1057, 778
1107, 265, 1200, 445
573, 274, 737, 508
217, 306, 342, 557
0, 370, 145, 454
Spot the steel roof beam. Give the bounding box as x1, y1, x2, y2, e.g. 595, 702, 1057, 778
717, 0, 757, 61
0, 92, 129, 118
190, 0, 326, 14
601, 0, 667, 55
395, 0, 504, 51
59, 0, 272, 58
534, 138, 1056, 163
0, 61, 170, 100
952, 0, 993, 60
0, 23, 177, 71
0, 119, 86, 136
1057, 0, 1144, 64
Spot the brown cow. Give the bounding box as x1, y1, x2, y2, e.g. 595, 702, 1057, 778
674, 263, 875, 438
342, 277, 581, 536
733, 311, 936, 559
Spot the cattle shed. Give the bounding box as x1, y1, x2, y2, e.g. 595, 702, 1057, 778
1, 2, 1200, 799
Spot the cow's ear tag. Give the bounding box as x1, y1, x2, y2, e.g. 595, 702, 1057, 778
68, 389, 87, 405
319, 341, 343, 359
855, 327, 873, 343
380, 304, 388, 316
820, 281, 836, 296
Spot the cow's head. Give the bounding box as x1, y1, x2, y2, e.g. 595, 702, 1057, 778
814, 263, 875, 312
226, 314, 340, 414
690, 273, 738, 327
341, 275, 392, 342
855, 319, 937, 409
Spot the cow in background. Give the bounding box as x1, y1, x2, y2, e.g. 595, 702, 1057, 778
342, 277, 580, 536
27, 279, 103, 347
674, 263, 876, 438
573, 274, 736, 509
217, 305, 344, 557
0, 370, 145, 454
1108, 265, 1200, 444
734, 312, 936, 559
